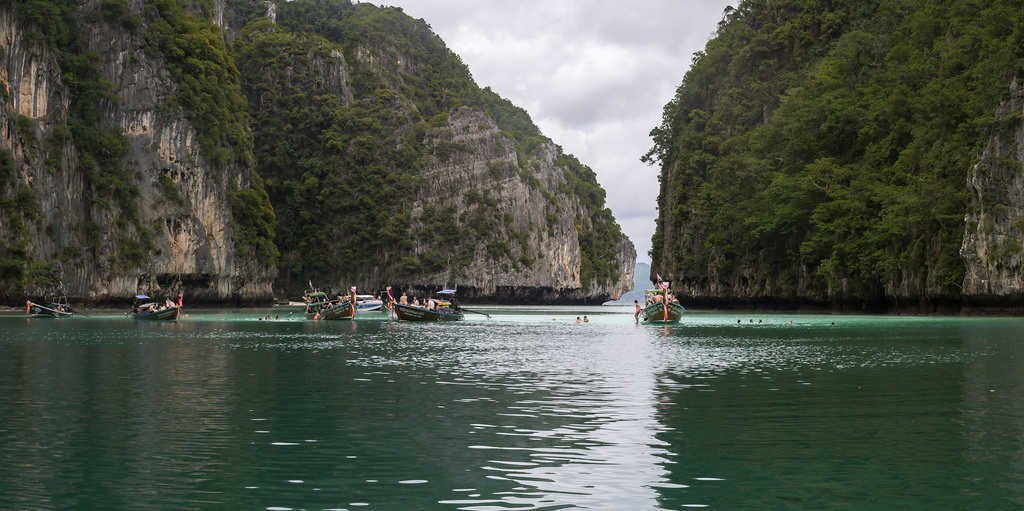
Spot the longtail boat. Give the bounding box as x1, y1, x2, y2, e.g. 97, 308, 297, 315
26, 295, 74, 318
132, 294, 182, 321
314, 287, 358, 321
393, 289, 464, 322
302, 283, 332, 317
640, 283, 685, 324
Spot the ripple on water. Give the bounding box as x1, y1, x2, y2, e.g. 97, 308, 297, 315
3, 310, 1022, 510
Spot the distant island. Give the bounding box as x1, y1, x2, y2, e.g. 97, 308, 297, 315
604, 262, 650, 305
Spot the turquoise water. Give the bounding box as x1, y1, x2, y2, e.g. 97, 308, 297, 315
0, 307, 1022, 509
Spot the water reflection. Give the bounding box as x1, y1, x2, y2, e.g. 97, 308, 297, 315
0, 312, 1022, 509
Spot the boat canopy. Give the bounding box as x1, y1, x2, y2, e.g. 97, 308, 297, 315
135, 294, 150, 299
437, 289, 457, 295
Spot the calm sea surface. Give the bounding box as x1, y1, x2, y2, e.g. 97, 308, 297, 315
0, 307, 1022, 510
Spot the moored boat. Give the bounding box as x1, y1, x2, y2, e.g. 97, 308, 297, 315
132, 294, 182, 321
640, 283, 685, 324
393, 289, 464, 322
313, 287, 358, 321
355, 294, 384, 312
26, 296, 74, 318
302, 284, 331, 317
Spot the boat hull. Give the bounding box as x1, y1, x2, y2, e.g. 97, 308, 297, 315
394, 303, 464, 322
28, 302, 73, 318
133, 306, 180, 321
357, 302, 384, 312
317, 301, 356, 320
641, 302, 684, 324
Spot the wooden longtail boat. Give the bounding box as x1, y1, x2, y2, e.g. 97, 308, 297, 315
303, 285, 331, 317
393, 303, 464, 321
133, 306, 181, 320
26, 297, 74, 318
393, 289, 464, 322
640, 301, 685, 323
132, 294, 182, 321
314, 288, 358, 321
641, 283, 685, 324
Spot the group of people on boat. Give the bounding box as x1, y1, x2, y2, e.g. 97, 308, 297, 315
131, 298, 178, 315
644, 292, 680, 306
394, 291, 451, 312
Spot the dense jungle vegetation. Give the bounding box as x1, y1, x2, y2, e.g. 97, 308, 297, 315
229, 0, 628, 292
647, 0, 1024, 304
3, 0, 277, 297
1, 0, 629, 298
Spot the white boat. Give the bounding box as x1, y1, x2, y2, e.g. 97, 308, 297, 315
355, 294, 384, 312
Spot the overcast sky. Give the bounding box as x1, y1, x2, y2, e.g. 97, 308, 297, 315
366, 1, 733, 263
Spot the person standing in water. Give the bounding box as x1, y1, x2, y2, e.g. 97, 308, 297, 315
634, 300, 642, 324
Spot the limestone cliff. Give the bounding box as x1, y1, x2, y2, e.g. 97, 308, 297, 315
0, 0, 633, 305
647, 0, 1024, 311
0, 2, 274, 304
406, 107, 635, 303
961, 80, 1024, 304
232, 1, 635, 303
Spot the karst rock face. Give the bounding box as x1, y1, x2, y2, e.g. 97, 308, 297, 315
960, 80, 1024, 308
229, 0, 634, 303
405, 106, 636, 303
0, 2, 274, 305
0, 1, 635, 305
648, 1, 1024, 312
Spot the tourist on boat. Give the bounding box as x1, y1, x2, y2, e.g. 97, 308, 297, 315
412, 297, 420, 307
400, 292, 408, 305
427, 298, 436, 311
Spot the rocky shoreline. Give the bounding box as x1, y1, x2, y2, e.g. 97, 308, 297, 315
6, 295, 1024, 314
